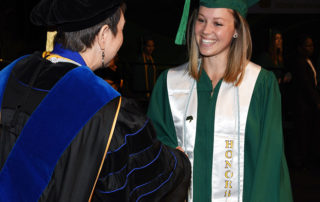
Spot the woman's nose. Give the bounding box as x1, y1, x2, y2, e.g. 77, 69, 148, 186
202, 23, 213, 35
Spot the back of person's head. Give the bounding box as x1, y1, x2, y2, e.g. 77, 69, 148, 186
30, 0, 126, 52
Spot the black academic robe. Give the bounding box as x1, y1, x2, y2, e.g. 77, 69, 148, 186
291, 56, 320, 112
0, 52, 190, 202
290, 54, 320, 165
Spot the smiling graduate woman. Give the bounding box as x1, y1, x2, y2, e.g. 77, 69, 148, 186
0, 0, 191, 201
147, 0, 293, 201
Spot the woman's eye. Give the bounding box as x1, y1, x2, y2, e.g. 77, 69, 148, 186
197, 18, 205, 23
214, 22, 222, 26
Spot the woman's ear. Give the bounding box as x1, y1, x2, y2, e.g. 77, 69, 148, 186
97, 24, 110, 50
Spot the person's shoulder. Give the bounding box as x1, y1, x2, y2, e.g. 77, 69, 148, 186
257, 68, 279, 91
243, 61, 262, 80
118, 97, 149, 127
247, 61, 277, 86
247, 63, 280, 104
260, 66, 277, 80
93, 96, 149, 133
120, 97, 146, 116
248, 61, 272, 76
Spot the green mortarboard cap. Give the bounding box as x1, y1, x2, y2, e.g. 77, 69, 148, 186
175, 0, 260, 45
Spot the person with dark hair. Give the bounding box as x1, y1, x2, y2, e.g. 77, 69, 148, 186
130, 35, 158, 113
290, 34, 320, 169
255, 29, 291, 84
132, 36, 157, 98
254, 29, 293, 133
147, 0, 293, 201
0, 0, 191, 201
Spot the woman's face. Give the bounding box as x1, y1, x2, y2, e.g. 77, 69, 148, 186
303, 37, 314, 57
144, 40, 155, 56
274, 33, 283, 49
195, 7, 236, 58
104, 12, 125, 64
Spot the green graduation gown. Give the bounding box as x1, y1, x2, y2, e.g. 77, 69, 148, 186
147, 62, 293, 202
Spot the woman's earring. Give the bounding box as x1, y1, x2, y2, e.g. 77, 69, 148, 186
101, 49, 105, 67
233, 33, 238, 39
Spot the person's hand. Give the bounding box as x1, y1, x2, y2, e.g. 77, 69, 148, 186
176, 146, 188, 157
176, 146, 184, 152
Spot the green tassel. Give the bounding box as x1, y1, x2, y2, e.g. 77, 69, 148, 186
175, 0, 191, 45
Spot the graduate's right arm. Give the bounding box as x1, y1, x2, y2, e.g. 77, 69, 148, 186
147, 70, 178, 148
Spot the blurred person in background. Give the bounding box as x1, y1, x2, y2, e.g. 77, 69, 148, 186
290, 34, 320, 170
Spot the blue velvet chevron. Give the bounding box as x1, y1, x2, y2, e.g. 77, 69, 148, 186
0, 57, 120, 202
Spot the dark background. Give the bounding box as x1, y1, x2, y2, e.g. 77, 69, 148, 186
1, 0, 320, 201
1, 0, 320, 68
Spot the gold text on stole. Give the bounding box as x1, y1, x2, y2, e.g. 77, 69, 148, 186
224, 140, 234, 198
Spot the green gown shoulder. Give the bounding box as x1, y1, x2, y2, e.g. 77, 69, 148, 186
147, 69, 177, 148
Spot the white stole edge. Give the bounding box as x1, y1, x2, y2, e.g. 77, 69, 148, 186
212, 62, 261, 202
167, 62, 261, 202
167, 63, 197, 202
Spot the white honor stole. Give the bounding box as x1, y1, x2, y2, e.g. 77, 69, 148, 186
167, 62, 261, 202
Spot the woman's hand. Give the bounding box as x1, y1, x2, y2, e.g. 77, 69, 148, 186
176, 146, 188, 157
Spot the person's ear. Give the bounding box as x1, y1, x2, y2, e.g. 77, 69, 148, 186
97, 24, 110, 50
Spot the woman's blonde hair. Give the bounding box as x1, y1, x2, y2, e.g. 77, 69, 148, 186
187, 9, 252, 86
